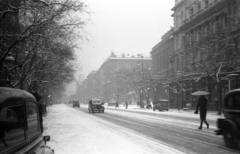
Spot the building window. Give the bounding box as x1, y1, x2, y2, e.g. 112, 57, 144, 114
233, 6, 238, 24
212, 20, 216, 34
222, 16, 226, 29
189, 7, 193, 17
176, 15, 178, 28
197, 2, 201, 11
196, 29, 200, 42
180, 11, 183, 25
205, 0, 209, 5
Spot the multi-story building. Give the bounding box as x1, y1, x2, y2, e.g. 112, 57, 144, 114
98, 52, 152, 104
150, 28, 174, 102
151, 0, 240, 110
75, 52, 152, 104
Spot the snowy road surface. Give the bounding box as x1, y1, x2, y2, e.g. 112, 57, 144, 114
43, 104, 240, 154
43, 104, 183, 154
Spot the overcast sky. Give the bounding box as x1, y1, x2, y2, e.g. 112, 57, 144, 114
75, 0, 175, 78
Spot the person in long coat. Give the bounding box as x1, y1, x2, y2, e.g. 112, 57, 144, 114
115, 101, 119, 108
194, 95, 209, 129
125, 101, 128, 109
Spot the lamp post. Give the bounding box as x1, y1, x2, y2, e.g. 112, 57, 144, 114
2, 52, 15, 87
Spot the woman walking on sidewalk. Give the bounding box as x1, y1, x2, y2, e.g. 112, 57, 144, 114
194, 95, 209, 129
115, 101, 119, 108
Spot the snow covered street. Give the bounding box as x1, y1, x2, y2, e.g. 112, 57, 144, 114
43, 104, 182, 154
42, 104, 239, 154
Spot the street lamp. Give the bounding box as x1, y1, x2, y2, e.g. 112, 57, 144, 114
2, 52, 15, 86
4, 52, 15, 64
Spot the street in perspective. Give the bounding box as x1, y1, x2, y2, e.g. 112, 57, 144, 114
42, 104, 240, 154
1, 0, 240, 154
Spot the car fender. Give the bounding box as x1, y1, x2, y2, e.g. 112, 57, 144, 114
41, 145, 54, 154
222, 119, 239, 137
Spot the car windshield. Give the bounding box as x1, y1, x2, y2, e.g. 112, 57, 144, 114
92, 100, 101, 104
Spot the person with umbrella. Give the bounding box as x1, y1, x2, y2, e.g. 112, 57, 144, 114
194, 95, 209, 129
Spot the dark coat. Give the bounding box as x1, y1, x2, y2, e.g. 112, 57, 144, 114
196, 96, 208, 120
115, 101, 119, 107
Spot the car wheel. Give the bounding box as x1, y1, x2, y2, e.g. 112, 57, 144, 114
223, 124, 238, 149
92, 110, 94, 113
102, 110, 104, 113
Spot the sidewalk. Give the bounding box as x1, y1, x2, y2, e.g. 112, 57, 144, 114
103, 104, 224, 121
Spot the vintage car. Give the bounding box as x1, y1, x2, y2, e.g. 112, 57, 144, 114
72, 100, 80, 108
153, 99, 169, 111
215, 89, 240, 149
0, 87, 54, 154
88, 99, 104, 113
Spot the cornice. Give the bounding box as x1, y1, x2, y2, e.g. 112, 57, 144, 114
171, 0, 184, 11
151, 36, 173, 55
173, 0, 225, 34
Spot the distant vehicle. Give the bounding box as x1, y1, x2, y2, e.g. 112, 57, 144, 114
153, 99, 169, 111
88, 99, 105, 113
0, 87, 54, 154
215, 89, 240, 149
72, 100, 80, 108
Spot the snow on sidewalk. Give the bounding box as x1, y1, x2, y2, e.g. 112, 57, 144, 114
42, 104, 150, 154
103, 104, 224, 121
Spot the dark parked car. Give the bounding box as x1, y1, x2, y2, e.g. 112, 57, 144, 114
73, 100, 80, 108
215, 89, 240, 149
0, 87, 54, 154
153, 99, 169, 111
88, 99, 104, 113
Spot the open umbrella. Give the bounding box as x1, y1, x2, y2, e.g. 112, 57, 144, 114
192, 90, 210, 96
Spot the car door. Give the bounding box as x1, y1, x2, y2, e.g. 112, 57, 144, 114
0, 100, 45, 154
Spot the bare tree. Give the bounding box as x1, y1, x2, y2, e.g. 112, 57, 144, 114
0, 0, 89, 97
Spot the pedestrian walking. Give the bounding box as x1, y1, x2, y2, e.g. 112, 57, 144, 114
194, 95, 209, 129
125, 101, 128, 109
115, 101, 119, 108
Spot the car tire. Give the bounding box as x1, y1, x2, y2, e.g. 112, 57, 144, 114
102, 110, 104, 113
223, 124, 238, 149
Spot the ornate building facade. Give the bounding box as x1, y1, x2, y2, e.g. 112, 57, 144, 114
151, 0, 240, 111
